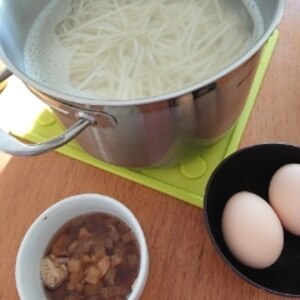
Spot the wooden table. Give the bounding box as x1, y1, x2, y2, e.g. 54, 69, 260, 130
0, 1, 299, 299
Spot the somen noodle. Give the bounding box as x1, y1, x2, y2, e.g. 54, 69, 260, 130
24, 0, 263, 100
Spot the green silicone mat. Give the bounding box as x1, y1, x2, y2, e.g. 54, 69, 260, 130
0, 31, 278, 208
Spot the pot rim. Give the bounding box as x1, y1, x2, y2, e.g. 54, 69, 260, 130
0, 0, 285, 107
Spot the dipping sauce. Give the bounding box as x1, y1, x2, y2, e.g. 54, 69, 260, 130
40, 212, 140, 300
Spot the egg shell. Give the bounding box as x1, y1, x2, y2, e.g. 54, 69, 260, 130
269, 164, 300, 236
222, 191, 284, 269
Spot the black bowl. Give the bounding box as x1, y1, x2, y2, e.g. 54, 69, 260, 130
204, 143, 300, 297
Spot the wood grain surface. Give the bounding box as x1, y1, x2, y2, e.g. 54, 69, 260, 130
0, 1, 299, 299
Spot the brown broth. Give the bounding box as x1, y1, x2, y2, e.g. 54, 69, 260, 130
41, 213, 140, 300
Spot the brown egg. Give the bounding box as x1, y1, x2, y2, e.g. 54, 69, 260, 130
222, 191, 284, 269
269, 164, 300, 236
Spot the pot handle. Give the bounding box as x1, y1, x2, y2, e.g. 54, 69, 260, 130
0, 117, 93, 156
0, 68, 12, 82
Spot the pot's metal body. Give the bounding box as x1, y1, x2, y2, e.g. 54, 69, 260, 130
0, 0, 284, 168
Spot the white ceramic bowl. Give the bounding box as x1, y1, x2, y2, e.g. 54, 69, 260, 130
15, 193, 149, 300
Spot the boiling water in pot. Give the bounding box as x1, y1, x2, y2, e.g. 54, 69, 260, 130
24, 0, 264, 101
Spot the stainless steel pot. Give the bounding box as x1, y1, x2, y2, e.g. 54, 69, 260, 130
0, 0, 284, 168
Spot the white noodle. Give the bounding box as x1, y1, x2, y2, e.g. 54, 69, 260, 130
213, 0, 224, 21
51, 0, 258, 100
60, 1, 144, 36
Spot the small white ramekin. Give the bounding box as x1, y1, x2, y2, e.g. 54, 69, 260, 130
15, 193, 149, 300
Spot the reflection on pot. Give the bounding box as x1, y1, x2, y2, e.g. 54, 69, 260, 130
192, 49, 260, 142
